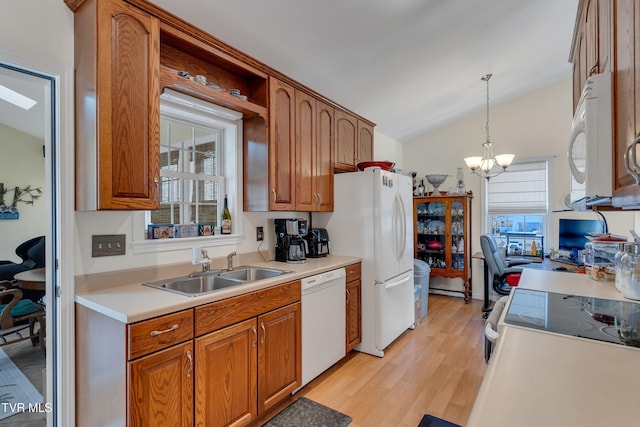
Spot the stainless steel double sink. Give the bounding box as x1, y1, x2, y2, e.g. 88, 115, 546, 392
143, 266, 292, 297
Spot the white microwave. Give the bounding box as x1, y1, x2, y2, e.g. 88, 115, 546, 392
568, 72, 612, 207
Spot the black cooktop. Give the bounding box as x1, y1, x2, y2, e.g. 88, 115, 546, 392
504, 288, 640, 348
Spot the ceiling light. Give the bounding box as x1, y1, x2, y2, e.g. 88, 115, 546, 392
0, 84, 37, 110
464, 74, 514, 180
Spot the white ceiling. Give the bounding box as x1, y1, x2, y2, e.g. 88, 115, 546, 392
0, 1, 581, 144
0, 65, 46, 140
150, 0, 580, 142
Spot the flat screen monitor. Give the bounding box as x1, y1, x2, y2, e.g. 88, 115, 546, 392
558, 218, 604, 250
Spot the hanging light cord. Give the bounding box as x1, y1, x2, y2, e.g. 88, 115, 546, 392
482, 73, 492, 144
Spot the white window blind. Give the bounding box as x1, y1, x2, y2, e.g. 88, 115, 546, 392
487, 160, 548, 214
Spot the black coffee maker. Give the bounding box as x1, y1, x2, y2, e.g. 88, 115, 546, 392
305, 228, 330, 258
274, 218, 308, 263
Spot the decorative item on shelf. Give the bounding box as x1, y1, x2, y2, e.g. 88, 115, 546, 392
425, 174, 448, 194
177, 70, 191, 79
206, 82, 222, 91
416, 180, 425, 196
194, 74, 207, 85
464, 74, 515, 180
229, 88, 241, 98
148, 224, 175, 239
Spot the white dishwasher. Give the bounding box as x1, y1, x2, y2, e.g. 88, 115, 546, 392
298, 267, 346, 390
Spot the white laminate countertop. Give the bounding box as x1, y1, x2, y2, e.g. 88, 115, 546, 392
468, 268, 640, 427
75, 255, 360, 324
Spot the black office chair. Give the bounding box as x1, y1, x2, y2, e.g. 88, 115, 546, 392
0, 236, 45, 299
480, 234, 536, 295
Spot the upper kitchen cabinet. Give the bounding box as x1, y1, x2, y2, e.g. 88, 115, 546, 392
72, 0, 161, 210
269, 77, 297, 211
247, 78, 334, 211
612, 0, 640, 207
570, 0, 612, 110
296, 92, 334, 212
334, 111, 374, 172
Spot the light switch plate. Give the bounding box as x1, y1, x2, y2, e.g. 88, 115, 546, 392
92, 234, 126, 257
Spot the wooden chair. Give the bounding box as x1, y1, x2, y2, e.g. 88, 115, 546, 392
0, 282, 45, 353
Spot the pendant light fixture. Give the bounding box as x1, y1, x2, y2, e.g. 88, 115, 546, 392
464, 74, 514, 180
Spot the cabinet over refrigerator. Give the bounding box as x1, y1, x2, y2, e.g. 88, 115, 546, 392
316, 168, 415, 357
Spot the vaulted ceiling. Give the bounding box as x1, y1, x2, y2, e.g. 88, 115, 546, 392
0, 1, 580, 143
150, 0, 580, 142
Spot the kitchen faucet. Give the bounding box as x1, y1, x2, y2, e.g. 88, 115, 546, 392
227, 251, 237, 271
200, 249, 211, 272
192, 247, 211, 272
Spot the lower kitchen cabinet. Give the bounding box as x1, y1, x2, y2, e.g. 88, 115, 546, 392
75, 280, 302, 427
195, 318, 257, 427
129, 342, 194, 427
195, 303, 301, 427
345, 262, 362, 352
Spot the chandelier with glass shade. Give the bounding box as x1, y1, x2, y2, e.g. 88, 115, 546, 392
464, 74, 515, 180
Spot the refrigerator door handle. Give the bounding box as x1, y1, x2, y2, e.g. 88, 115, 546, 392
393, 194, 402, 260
397, 192, 407, 259
383, 274, 412, 289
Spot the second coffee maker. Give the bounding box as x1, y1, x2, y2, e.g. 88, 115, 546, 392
274, 218, 308, 263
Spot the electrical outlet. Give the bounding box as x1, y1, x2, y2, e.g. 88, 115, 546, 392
256, 226, 264, 241
92, 234, 126, 257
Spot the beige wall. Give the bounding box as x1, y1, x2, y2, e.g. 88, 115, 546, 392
374, 130, 404, 171
0, 124, 46, 261
402, 77, 636, 299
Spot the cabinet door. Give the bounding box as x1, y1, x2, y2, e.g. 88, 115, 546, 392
346, 279, 362, 352
269, 77, 296, 210
96, 0, 160, 209
195, 318, 257, 427
295, 90, 316, 211
357, 120, 374, 165
129, 342, 193, 427
613, 0, 640, 196
334, 110, 358, 171
316, 100, 334, 211
257, 302, 301, 415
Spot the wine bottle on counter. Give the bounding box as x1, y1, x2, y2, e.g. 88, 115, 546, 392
221, 194, 232, 234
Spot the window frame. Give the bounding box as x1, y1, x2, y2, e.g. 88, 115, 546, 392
483, 157, 553, 252
131, 90, 244, 254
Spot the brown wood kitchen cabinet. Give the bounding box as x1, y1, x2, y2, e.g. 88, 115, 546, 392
268, 77, 334, 211
345, 262, 362, 352
269, 77, 297, 210
194, 304, 302, 426
296, 91, 334, 211
76, 280, 301, 427
570, 0, 612, 110
612, 0, 640, 207
334, 111, 374, 172
72, 0, 160, 210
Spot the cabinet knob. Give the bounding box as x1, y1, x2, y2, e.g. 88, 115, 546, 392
260, 322, 266, 344
272, 189, 277, 203
252, 325, 257, 347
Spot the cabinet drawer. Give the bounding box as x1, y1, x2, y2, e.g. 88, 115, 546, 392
195, 281, 301, 336
128, 309, 194, 360
345, 263, 361, 283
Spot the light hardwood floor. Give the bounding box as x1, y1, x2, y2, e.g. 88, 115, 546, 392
298, 294, 487, 427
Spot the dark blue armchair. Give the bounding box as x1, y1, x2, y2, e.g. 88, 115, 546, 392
0, 236, 45, 282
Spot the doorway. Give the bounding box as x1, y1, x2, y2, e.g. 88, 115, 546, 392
0, 61, 58, 426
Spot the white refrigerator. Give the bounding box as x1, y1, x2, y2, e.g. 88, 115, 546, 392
316, 168, 414, 357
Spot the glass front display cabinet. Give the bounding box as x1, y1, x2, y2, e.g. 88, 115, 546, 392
413, 193, 473, 301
